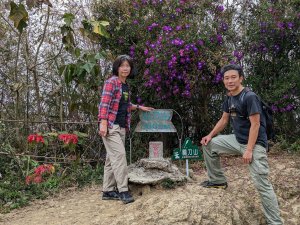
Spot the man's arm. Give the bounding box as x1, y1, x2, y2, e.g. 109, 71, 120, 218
201, 112, 230, 145
243, 113, 260, 164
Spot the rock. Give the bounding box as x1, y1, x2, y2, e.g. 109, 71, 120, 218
137, 158, 173, 173
128, 158, 186, 185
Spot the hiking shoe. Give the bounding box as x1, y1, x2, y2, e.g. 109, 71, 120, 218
200, 180, 228, 189
102, 191, 120, 200
119, 191, 134, 204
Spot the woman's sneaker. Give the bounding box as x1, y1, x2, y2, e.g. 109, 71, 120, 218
119, 191, 134, 204
102, 191, 120, 200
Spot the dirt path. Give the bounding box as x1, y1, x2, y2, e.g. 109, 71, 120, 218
0, 152, 299, 225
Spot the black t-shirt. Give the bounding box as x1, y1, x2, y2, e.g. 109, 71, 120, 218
222, 89, 268, 148
114, 83, 129, 128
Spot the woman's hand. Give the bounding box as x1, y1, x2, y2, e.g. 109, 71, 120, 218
99, 120, 108, 137
139, 106, 154, 112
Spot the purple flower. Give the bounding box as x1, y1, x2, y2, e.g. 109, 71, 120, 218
179, 49, 185, 56
217, 5, 224, 12
276, 22, 285, 29
260, 22, 267, 27
132, 2, 139, 8
136, 97, 142, 103
147, 22, 159, 31
176, 8, 182, 13
144, 48, 149, 55
168, 60, 174, 68
283, 94, 289, 99
285, 104, 295, 111
181, 90, 191, 98
197, 61, 205, 70
155, 74, 162, 82
213, 72, 222, 84
162, 26, 172, 32
171, 38, 185, 46
216, 34, 223, 44
133, 20, 139, 25
197, 39, 204, 46
273, 44, 280, 53
173, 85, 179, 94
184, 44, 191, 51
150, 43, 156, 48
233, 50, 244, 61
185, 24, 190, 29
219, 22, 228, 32
144, 69, 149, 76
176, 25, 182, 31
145, 56, 155, 65
271, 105, 278, 112
180, 58, 186, 64
287, 22, 294, 29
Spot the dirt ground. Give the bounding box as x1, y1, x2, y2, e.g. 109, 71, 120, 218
0, 152, 299, 225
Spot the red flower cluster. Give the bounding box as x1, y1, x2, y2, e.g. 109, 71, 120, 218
58, 134, 78, 145
26, 164, 55, 185
27, 134, 45, 143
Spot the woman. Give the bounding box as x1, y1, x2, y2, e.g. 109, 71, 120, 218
98, 55, 153, 204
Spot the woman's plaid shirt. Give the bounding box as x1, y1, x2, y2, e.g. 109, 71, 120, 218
98, 76, 132, 130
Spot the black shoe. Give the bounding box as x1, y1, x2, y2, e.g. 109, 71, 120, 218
200, 180, 228, 189
102, 191, 120, 200
119, 191, 134, 204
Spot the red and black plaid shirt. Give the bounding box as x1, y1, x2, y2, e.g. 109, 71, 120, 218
98, 76, 132, 130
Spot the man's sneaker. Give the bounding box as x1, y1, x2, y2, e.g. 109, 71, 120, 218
119, 191, 134, 204
102, 191, 120, 200
200, 180, 228, 189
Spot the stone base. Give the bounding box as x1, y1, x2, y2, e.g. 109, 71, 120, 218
128, 158, 187, 185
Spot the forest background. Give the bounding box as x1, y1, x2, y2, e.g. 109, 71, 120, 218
0, 0, 299, 213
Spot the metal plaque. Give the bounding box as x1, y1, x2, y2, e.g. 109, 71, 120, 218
134, 109, 177, 133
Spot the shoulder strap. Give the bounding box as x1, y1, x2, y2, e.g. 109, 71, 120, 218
240, 87, 251, 102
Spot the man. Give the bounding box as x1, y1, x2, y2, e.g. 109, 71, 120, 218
200, 64, 283, 224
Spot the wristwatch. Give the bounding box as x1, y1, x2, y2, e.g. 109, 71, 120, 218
136, 104, 140, 109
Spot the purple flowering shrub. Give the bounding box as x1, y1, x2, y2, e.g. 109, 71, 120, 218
92, 0, 299, 141
241, 0, 300, 138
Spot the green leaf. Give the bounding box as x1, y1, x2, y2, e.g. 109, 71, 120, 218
63, 13, 75, 27
90, 20, 110, 38
64, 64, 75, 84
75, 48, 81, 58
82, 63, 94, 74
73, 131, 88, 138
58, 65, 66, 76
99, 21, 109, 26
94, 52, 104, 60
9, 2, 28, 33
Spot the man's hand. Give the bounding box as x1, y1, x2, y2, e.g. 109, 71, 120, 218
99, 120, 108, 137
201, 135, 212, 146
242, 149, 253, 164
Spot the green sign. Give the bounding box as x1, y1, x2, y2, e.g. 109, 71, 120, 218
172, 138, 203, 160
